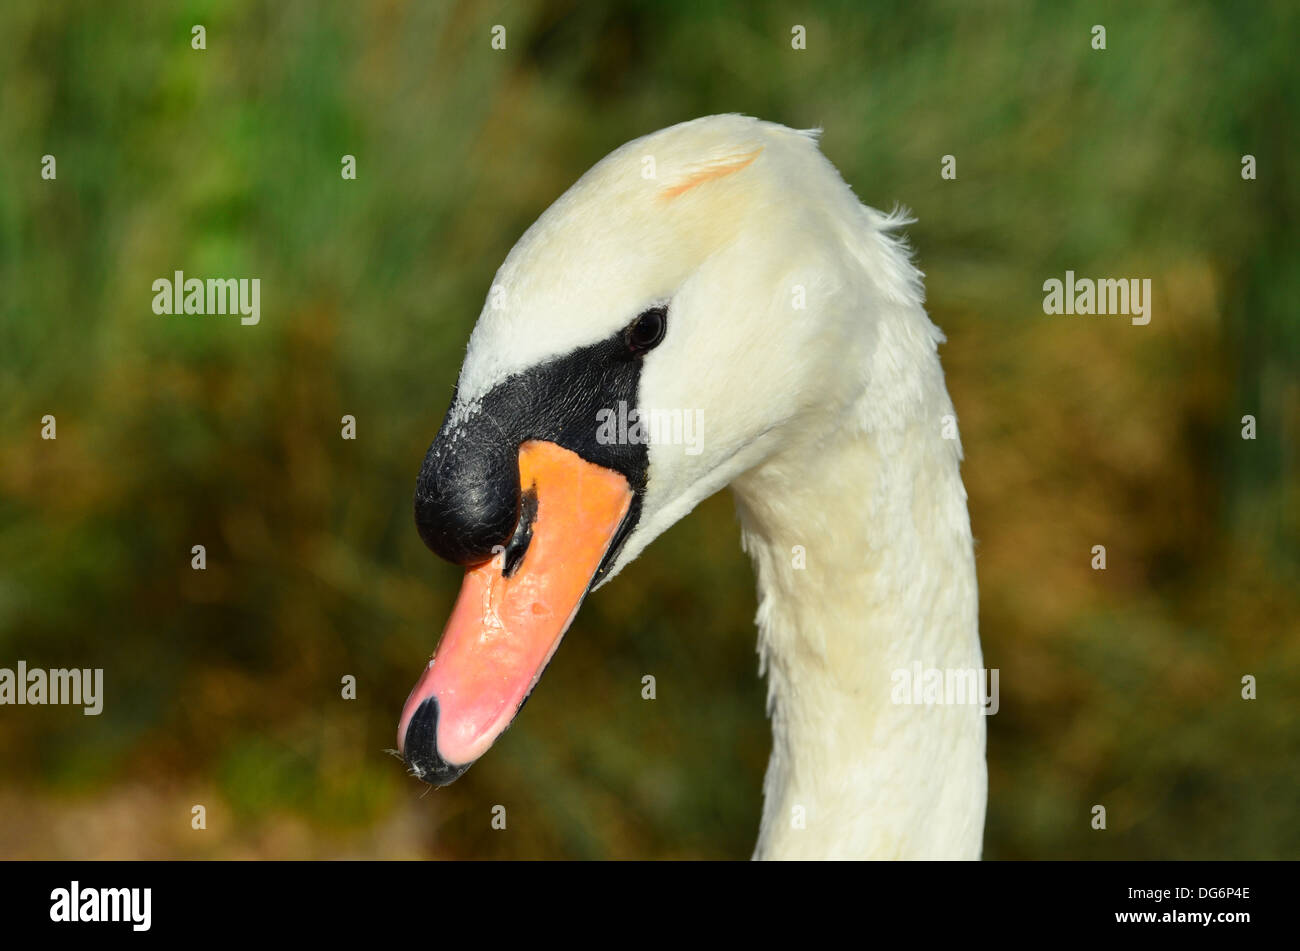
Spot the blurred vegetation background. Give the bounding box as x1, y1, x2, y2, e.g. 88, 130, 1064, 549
1, 0, 1296, 859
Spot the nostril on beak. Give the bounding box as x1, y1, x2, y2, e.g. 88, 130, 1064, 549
500, 485, 538, 577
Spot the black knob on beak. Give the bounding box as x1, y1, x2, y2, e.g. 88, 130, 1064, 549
414, 417, 521, 566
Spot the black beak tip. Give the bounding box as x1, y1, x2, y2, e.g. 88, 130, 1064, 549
401, 696, 472, 786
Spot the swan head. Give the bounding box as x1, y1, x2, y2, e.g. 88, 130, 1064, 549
398, 115, 930, 784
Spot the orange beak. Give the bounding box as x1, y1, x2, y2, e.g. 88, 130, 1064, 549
397, 439, 633, 783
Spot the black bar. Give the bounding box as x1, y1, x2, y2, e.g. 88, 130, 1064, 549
0, 860, 1284, 939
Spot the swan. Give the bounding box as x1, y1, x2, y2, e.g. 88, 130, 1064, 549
398, 115, 986, 859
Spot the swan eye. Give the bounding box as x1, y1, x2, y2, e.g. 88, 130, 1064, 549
625, 306, 667, 354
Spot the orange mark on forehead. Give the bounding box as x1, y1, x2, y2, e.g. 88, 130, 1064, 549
658, 147, 763, 201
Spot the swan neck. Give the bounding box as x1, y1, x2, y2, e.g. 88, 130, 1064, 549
734, 396, 987, 859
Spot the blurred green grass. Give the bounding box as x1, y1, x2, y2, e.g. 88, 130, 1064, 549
0, 0, 1296, 858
